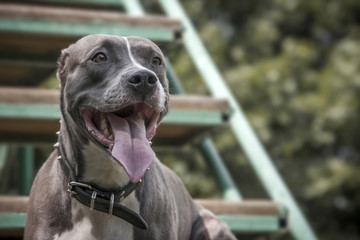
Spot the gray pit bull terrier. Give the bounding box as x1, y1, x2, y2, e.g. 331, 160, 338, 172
24, 34, 236, 240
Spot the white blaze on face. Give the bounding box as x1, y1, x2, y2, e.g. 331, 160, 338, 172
123, 37, 153, 73
122, 37, 167, 113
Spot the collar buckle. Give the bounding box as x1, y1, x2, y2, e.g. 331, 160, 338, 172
67, 181, 93, 197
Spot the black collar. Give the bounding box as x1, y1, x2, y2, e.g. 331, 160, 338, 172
55, 138, 148, 230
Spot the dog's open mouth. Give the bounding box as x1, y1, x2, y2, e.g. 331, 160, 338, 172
81, 103, 160, 183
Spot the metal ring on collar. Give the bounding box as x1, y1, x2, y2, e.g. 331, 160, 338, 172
109, 193, 114, 217
90, 191, 97, 210
69, 181, 93, 190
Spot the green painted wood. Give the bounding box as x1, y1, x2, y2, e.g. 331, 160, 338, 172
18, 147, 34, 196
0, 212, 285, 233
0, 19, 175, 42
0, 213, 26, 229
200, 139, 242, 200
163, 110, 225, 126
0, 145, 8, 170
36, 0, 123, 6
0, 104, 60, 120
0, 103, 226, 126
219, 215, 284, 232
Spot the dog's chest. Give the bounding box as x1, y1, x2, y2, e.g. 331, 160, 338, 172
54, 195, 139, 240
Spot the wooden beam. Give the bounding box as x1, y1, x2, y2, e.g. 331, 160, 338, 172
194, 199, 284, 216
0, 88, 229, 144
0, 196, 287, 236
0, 88, 59, 104
0, 87, 229, 111
0, 196, 284, 217
0, 196, 27, 213
0, 3, 182, 30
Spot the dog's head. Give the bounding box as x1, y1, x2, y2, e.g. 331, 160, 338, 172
57, 34, 169, 183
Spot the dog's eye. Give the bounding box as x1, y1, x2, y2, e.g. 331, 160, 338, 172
152, 57, 162, 66
91, 53, 107, 63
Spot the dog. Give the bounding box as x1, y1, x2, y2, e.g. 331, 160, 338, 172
24, 34, 236, 240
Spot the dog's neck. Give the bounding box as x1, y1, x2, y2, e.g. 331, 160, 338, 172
81, 141, 131, 188
58, 117, 131, 189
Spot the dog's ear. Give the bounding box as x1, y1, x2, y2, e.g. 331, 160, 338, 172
56, 45, 72, 85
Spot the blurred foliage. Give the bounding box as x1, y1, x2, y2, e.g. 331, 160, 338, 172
147, 0, 360, 239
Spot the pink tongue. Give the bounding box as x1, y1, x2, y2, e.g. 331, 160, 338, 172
106, 113, 156, 183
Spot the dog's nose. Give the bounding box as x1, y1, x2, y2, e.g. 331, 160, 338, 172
127, 70, 158, 91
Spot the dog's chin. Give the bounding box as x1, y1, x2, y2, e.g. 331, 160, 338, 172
80, 103, 160, 183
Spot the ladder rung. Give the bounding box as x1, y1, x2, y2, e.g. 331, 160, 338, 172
0, 88, 229, 111
0, 3, 182, 42
0, 213, 25, 238
0, 196, 287, 233
194, 199, 286, 216
0, 88, 230, 144
0, 196, 27, 213
0, 197, 286, 217
34, 0, 124, 8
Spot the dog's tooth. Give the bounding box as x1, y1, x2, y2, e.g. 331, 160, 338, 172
103, 128, 109, 137
109, 135, 114, 141
100, 116, 111, 137
53, 142, 59, 148
101, 118, 107, 130
56, 131, 60, 136
137, 112, 144, 119
101, 118, 110, 136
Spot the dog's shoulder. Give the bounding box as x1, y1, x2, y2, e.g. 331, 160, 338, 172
149, 161, 237, 240
25, 151, 72, 239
